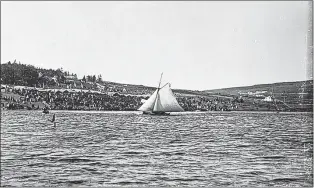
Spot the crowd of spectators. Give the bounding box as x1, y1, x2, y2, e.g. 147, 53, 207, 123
178, 96, 238, 111
2, 88, 143, 111
1, 87, 240, 111
1, 95, 25, 110
48, 81, 155, 96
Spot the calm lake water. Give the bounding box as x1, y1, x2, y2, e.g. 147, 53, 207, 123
1, 111, 313, 187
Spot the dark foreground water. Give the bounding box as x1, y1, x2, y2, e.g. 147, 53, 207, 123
1, 111, 313, 187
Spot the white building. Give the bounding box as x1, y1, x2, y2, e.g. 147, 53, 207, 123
65, 75, 77, 80
262, 96, 273, 102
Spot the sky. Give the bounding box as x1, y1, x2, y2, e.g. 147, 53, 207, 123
1, 1, 311, 90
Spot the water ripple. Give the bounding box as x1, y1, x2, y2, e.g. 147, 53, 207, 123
1, 111, 313, 187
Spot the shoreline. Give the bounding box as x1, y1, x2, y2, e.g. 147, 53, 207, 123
2, 109, 312, 113
2, 84, 312, 113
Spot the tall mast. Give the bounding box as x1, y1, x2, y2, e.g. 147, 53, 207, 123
157, 72, 163, 89
152, 73, 163, 112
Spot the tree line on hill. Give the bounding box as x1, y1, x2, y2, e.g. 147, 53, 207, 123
1, 61, 40, 86
82, 75, 102, 83
1, 60, 103, 87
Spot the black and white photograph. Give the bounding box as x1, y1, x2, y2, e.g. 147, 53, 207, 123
1, 1, 313, 187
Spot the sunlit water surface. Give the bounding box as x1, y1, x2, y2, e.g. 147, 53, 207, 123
1, 111, 313, 187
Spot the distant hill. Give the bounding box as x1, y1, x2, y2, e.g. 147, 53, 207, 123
204, 80, 313, 111
204, 80, 313, 95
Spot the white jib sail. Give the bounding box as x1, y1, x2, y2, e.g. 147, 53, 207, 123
138, 89, 158, 111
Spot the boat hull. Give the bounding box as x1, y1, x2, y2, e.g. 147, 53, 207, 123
142, 111, 170, 116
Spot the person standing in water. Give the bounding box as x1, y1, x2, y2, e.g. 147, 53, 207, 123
49, 114, 56, 127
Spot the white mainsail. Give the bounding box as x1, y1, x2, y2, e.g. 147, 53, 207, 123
138, 84, 184, 112
156, 84, 184, 112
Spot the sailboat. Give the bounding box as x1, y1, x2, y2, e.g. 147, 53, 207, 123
138, 73, 184, 115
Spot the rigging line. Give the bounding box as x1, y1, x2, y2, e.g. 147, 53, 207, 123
160, 83, 169, 89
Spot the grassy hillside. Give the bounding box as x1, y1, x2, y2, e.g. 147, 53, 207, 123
204, 80, 313, 111
204, 80, 313, 95
0, 61, 208, 97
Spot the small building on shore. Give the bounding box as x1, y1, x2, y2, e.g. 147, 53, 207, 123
262, 96, 273, 102
65, 75, 77, 81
